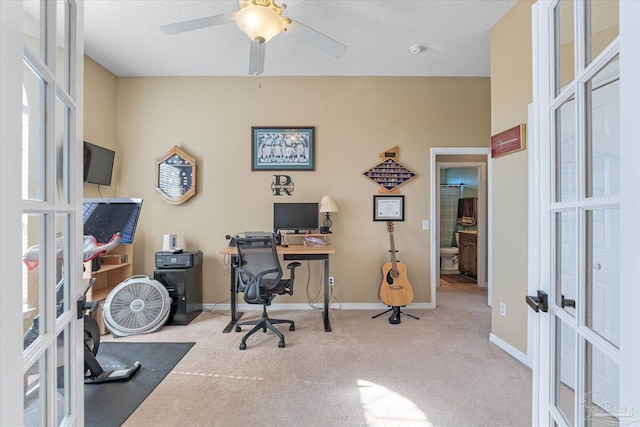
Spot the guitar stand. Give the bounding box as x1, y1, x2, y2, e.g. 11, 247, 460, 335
372, 306, 420, 324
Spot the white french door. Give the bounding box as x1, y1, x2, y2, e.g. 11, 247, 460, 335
531, 0, 640, 426
1, 0, 85, 425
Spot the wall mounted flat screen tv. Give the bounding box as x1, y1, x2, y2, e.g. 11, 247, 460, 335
83, 141, 115, 186
273, 202, 318, 234
83, 198, 143, 245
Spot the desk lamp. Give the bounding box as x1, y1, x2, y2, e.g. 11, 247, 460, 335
319, 196, 339, 234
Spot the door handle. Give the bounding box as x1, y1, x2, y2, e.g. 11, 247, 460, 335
77, 295, 86, 319
526, 290, 548, 313
561, 294, 576, 309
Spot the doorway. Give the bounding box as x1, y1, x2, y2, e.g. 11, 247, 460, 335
430, 147, 491, 308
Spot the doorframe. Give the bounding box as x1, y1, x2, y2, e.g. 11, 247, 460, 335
619, 0, 640, 419
0, 1, 26, 424
429, 147, 492, 308
436, 162, 487, 285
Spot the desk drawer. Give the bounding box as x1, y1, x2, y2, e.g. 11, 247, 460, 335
284, 254, 327, 261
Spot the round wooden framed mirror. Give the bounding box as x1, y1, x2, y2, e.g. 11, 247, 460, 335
155, 146, 196, 205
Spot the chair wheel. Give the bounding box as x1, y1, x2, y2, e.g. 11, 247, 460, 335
239, 342, 246, 350
278, 341, 285, 348
235, 326, 241, 332
289, 325, 295, 331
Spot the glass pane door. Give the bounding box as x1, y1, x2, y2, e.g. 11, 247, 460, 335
534, 1, 627, 425
20, 1, 83, 425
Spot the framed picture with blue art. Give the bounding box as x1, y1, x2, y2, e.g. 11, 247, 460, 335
251, 127, 315, 171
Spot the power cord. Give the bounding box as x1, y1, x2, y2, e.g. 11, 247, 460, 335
304, 261, 324, 310
222, 253, 232, 276
201, 298, 230, 315
329, 285, 343, 310
303, 262, 342, 310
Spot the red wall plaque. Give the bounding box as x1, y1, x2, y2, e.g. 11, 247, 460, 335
491, 124, 526, 158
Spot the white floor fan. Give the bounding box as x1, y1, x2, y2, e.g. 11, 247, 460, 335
102, 275, 172, 337
159, 0, 347, 76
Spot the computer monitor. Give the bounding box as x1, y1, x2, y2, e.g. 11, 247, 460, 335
83, 198, 143, 244
273, 202, 318, 234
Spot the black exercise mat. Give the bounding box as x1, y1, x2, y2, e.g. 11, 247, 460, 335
85, 342, 194, 427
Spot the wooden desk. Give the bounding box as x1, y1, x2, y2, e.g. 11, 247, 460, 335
217, 243, 336, 332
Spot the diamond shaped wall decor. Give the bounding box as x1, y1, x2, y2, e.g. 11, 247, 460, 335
362, 146, 417, 193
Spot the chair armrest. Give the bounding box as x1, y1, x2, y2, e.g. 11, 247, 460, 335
236, 268, 256, 294
287, 262, 301, 271
284, 262, 302, 295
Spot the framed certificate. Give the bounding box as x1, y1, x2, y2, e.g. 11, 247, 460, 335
373, 195, 404, 221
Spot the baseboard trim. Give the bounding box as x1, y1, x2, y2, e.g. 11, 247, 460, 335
489, 333, 531, 368
204, 302, 433, 312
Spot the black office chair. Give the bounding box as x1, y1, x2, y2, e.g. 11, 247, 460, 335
234, 236, 300, 350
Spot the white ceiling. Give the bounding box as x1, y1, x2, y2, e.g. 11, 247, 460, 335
84, 0, 516, 77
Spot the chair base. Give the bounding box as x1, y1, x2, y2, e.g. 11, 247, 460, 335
235, 309, 295, 350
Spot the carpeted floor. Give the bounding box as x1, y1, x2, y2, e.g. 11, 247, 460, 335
101, 286, 531, 426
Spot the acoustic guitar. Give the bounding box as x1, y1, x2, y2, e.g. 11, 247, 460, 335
379, 221, 414, 307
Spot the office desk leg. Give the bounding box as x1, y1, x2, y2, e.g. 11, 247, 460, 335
323, 258, 331, 332
223, 255, 243, 333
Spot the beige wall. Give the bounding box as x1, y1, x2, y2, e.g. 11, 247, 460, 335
489, 0, 535, 354
84, 56, 117, 199
110, 76, 491, 305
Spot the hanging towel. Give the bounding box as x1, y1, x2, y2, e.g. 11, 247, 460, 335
457, 198, 477, 226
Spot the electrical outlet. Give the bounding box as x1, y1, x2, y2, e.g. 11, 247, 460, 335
329, 276, 334, 286
500, 302, 507, 317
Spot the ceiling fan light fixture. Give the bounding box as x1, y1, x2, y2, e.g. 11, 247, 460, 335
236, 0, 290, 43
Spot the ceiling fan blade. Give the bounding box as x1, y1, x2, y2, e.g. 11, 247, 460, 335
287, 19, 347, 59
249, 41, 265, 76
160, 13, 234, 35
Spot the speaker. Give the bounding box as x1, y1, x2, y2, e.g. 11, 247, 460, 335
153, 264, 202, 326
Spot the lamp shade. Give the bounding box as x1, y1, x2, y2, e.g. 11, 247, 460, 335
319, 196, 339, 213
235, 3, 288, 43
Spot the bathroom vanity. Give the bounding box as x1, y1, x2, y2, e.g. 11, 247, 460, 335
458, 231, 477, 277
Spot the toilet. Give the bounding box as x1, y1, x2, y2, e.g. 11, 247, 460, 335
440, 233, 460, 275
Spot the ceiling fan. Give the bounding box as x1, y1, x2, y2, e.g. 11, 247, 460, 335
160, 0, 347, 76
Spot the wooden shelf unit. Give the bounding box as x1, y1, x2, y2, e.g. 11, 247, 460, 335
83, 244, 133, 333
